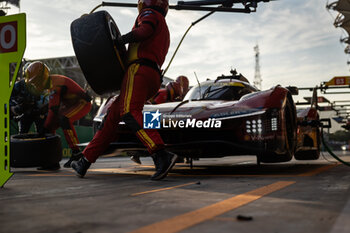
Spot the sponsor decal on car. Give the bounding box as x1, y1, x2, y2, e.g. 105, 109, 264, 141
211, 107, 265, 120
250, 134, 276, 141
143, 110, 221, 129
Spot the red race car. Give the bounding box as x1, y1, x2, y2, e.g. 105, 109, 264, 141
93, 71, 323, 163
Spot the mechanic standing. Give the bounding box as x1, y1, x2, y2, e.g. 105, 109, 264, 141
72, 0, 178, 180
10, 79, 48, 134
151, 75, 189, 104
25, 61, 92, 169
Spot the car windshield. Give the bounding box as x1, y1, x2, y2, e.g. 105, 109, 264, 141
184, 81, 257, 101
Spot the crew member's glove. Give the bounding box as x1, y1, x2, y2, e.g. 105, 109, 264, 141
116, 36, 125, 46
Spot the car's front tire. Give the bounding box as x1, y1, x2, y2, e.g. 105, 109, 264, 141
260, 97, 297, 163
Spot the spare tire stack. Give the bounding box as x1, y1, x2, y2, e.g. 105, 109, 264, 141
10, 133, 62, 168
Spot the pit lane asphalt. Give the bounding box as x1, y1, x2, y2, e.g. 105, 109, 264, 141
1, 152, 350, 233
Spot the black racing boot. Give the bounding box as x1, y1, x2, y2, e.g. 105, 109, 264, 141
63, 151, 83, 168
71, 156, 91, 178
151, 150, 178, 180
130, 155, 142, 164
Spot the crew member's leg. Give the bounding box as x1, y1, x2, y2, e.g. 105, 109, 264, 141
120, 64, 164, 154
82, 98, 122, 163
34, 116, 46, 134
60, 100, 91, 167
71, 97, 123, 176
119, 64, 177, 180
18, 116, 33, 134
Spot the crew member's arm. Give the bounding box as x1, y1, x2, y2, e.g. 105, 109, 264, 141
152, 89, 168, 104
10, 82, 21, 115
118, 10, 158, 44
44, 85, 67, 129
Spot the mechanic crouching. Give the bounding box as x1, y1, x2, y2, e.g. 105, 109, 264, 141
24, 61, 92, 170
71, 0, 178, 180
10, 79, 48, 134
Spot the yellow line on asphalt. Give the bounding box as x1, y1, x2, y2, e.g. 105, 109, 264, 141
89, 168, 133, 173
167, 163, 339, 178
139, 165, 155, 168
131, 182, 198, 197
129, 181, 295, 233
297, 164, 339, 177
27, 174, 75, 177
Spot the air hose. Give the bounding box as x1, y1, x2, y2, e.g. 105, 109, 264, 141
162, 10, 215, 76
321, 128, 350, 167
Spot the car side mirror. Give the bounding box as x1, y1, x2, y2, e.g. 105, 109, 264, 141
286, 86, 299, 95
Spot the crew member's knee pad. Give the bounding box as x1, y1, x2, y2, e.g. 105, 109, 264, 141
121, 112, 141, 133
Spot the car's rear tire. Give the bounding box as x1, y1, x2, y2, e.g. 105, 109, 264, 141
294, 128, 320, 160
71, 11, 127, 95
10, 133, 62, 168
260, 97, 297, 163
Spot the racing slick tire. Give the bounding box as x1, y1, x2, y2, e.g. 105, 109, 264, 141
10, 133, 62, 168
71, 11, 127, 95
294, 128, 320, 160
260, 97, 297, 163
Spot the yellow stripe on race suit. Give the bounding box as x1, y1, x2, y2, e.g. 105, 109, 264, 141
65, 100, 86, 118
136, 131, 153, 150
66, 129, 79, 145
137, 129, 157, 151
124, 64, 140, 114
123, 69, 131, 114
127, 43, 140, 64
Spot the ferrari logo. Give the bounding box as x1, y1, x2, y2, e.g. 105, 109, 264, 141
0, 13, 26, 187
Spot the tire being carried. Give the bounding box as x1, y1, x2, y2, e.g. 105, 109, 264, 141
71, 11, 127, 95
10, 133, 62, 168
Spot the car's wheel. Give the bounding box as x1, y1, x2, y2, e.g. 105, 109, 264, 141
71, 11, 127, 95
261, 97, 297, 163
10, 133, 62, 168
294, 128, 320, 160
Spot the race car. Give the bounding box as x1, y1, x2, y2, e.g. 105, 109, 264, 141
92, 71, 322, 163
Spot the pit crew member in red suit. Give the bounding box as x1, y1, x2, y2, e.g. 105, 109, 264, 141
25, 61, 92, 169
151, 75, 189, 104
71, 0, 178, 180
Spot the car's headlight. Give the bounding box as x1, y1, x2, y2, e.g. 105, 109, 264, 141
271, 117, 278, 131
246, 117, 278, 135
246, 119, 263, 134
